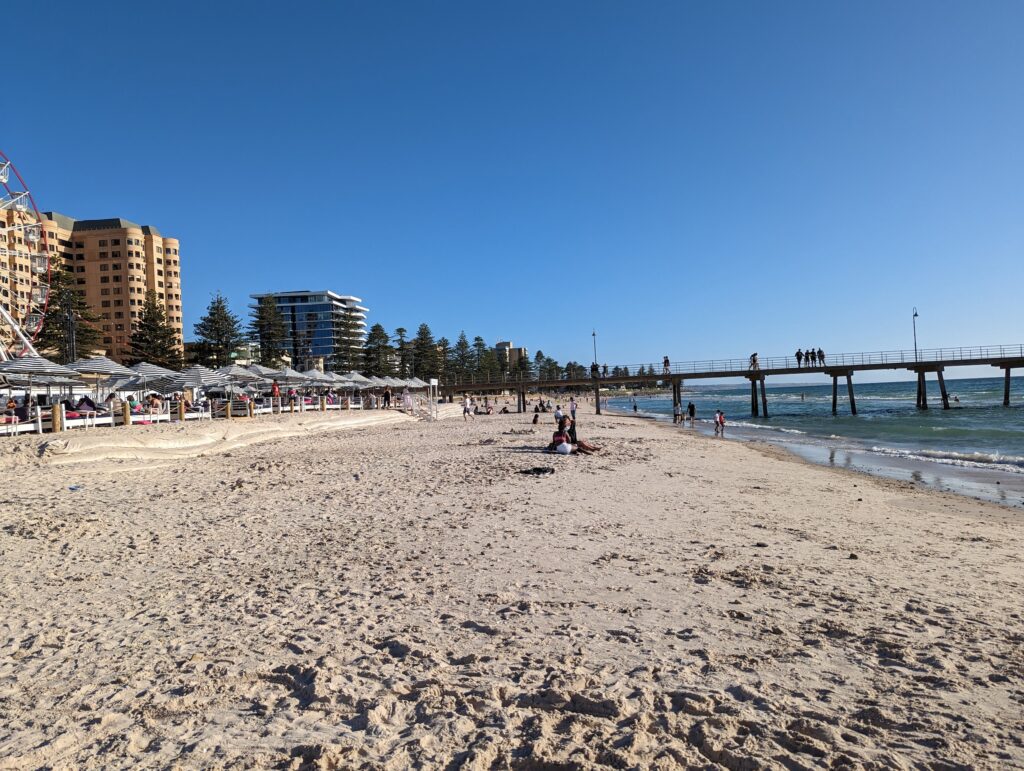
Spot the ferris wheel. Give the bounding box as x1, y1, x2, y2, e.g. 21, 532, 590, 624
0, 150, 48, 360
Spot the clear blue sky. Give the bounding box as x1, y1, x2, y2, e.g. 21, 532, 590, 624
4, 1, 1022, 380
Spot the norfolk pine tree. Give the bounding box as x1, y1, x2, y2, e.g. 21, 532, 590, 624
128, 290, 183, 369
250, 296, 287, 367
194, 291, 244, 367
36, 269, 103, 363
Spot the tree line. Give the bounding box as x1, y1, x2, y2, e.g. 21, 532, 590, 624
38, 277, 588, 384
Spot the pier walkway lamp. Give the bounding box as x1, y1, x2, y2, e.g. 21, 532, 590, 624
912, 307, 919, 362
592, 329, 598, 365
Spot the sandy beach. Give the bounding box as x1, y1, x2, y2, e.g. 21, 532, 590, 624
1, 408, 1022, 769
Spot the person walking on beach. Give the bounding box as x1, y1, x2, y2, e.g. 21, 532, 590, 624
462, 395, 474, 421
554, 405, 564, 423
673, 401, 682, 424
719, 412, 726, 436
713, 410, 722, 436
687, 401, 696, 425
795, 349, 803, 368
382, 386, 392, 409
569, 398, 578, 420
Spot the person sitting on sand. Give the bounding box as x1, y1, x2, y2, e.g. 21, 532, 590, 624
532, 413, 540, 425
566, 417, 601, 454
499, 406, 509, 414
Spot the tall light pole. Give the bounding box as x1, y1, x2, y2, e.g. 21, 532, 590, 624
592, 329, 598, 364
912, 307, 919, 362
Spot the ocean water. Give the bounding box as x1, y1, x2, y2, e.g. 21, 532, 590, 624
606, 376, 1024, 506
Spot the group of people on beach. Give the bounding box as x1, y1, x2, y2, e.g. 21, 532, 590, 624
795, 348, 826, 367
672, 401, 697, 425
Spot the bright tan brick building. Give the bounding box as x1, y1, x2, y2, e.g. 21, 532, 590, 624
41, 212, 183, 362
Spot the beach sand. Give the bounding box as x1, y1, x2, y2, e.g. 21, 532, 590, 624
0, 408, 1021, 769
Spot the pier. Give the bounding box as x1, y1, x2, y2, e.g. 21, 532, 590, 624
442, 344, 1024, 417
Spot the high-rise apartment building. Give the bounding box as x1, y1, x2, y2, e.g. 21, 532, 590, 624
40, 212, 183, 362
495, 340, 528, 368
249, 289, 367, 371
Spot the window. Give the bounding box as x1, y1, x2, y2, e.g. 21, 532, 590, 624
112, 263, 121, 270
114, 311, 124, 319
115, 324, 124, 332
102, 325, 111, 332
74, 241, 84, 248
77, 278, 86, 285
112, 251, 120, 258
75, 266, 85, 273
101, 288, 111, 296
101, 300, 110, 308
130, 312, 137, 318
103, 337, 112, 344
112, 275, 121, 282
114, 300, 123, 307
100, 264, 108, 271
100, 276, 109, 284
99, 252, 108, 259
111, 239, 120, 245
113, 288, 121, 295
99, 239, 107, 247
75, 253, 85, 260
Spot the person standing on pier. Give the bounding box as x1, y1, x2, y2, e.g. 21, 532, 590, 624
795, 349, 803, 368
817, 347, 825, 365
806, 349, 816, 366
749, 353, 759, 370
663, 356, 671, 376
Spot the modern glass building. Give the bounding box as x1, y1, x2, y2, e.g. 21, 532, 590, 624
249, 289, 367, 371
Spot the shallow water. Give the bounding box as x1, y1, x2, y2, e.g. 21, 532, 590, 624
607, 376, 1024, 508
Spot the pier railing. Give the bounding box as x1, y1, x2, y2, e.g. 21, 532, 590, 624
444, 344, 1024, 386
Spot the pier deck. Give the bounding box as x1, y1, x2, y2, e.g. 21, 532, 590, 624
441, 344, 1024, 416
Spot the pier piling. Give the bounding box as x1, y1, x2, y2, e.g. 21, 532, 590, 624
937, 370, 950, 409
750, 379, 759, 417
831, 376, 838, 415
916, 371, 928, 410
1005, 368, 1011, 406
593, 375, 601, 415
759, 377, 769, 418
846, 374, 857, 415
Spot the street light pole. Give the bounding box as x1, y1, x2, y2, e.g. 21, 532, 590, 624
592, 329, 598, 364
912, 307, 919, 362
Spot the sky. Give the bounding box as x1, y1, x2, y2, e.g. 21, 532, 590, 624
4, 1, 1023, 382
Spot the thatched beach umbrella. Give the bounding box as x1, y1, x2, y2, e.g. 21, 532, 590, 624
0, 356, 83, 408
218, 363, 267, 384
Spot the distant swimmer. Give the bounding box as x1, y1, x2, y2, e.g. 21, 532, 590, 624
953, 395, 960, 404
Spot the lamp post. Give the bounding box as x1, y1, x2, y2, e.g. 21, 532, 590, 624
592, 329, 598, 365
912, 308, 919, 362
